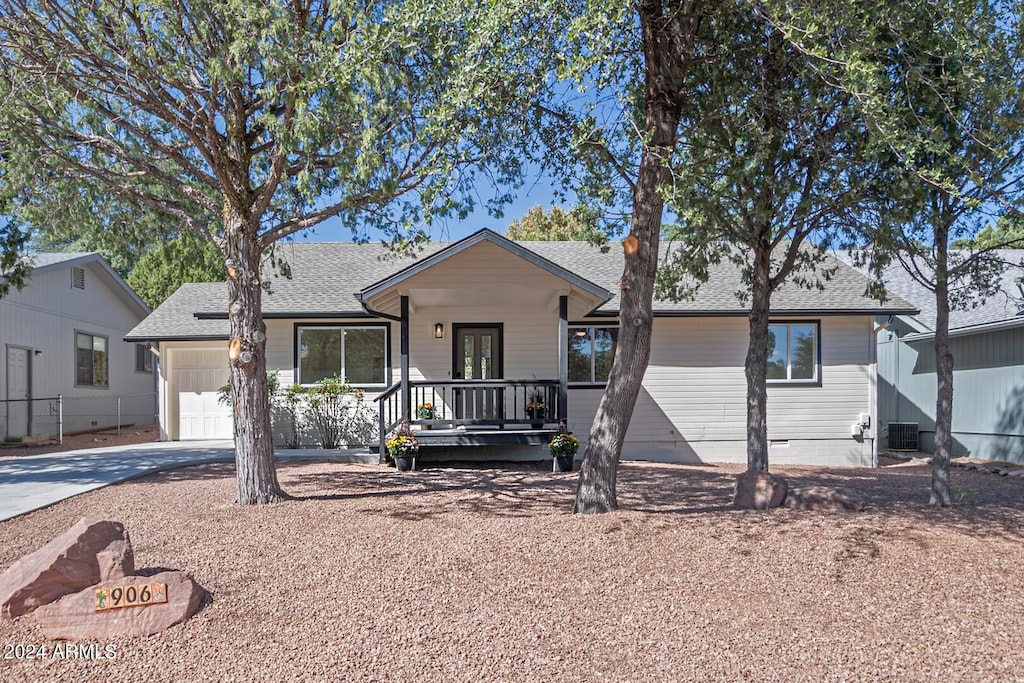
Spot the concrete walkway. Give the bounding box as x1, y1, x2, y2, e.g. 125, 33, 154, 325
0, 441, 377, 522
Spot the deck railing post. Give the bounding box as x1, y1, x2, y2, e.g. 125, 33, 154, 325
378, 398, 387, 463
400, 295, 411, 424
558, 295, 569, 422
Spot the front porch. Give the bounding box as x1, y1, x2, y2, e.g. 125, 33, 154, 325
356, 230, 613, 459
375, 379, 565, 458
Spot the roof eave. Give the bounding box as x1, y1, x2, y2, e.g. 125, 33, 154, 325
193, 310, 373, 319
649, 307, 921, 317
901, 315, 1024, 342
123, 333, 230, 343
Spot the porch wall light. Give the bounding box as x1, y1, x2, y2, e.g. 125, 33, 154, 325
434, 323, 444, 339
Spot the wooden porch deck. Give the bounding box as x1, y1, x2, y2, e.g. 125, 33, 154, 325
376, 379, 566, 460
412, 426, 558, 448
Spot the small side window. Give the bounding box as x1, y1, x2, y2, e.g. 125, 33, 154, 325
767, 322, 820, 384
136, 344, 153, 373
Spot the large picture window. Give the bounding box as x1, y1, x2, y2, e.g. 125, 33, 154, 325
767, 322, 819, 383
76, 332, 109, 388
568, 326, 618, 384
296, 325, 388, 386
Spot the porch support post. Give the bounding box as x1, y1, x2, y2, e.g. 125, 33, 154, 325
401, 295, 411, 422
558, 295, 568, 423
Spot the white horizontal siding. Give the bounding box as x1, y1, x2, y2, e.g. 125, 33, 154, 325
398, 240, 568, 293
569, 316, 875, 466
162, 306, 877, 466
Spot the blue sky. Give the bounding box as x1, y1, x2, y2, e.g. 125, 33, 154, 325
295, 170, 570, 244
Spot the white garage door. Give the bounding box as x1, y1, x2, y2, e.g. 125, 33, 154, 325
175, 348, 233, 440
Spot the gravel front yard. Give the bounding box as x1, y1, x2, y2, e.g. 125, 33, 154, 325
1, 459, 1022, 682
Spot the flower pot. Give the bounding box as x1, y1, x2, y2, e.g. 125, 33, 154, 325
553, 454, 573, 472
395, 454, 415, 472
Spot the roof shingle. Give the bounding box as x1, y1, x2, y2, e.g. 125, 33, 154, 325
127, 234, 918, 340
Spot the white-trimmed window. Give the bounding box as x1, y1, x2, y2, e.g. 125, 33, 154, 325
767, 321, 820, 383
76, 332, 109, 388
568, 325, 618, 384
296, 325, 388, 386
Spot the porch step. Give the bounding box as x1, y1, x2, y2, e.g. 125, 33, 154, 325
414, 428, 558, 448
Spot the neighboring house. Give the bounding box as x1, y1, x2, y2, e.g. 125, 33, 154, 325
1, 253, 155, 440
867, 251, 1024, 463
126, 229, 915, 466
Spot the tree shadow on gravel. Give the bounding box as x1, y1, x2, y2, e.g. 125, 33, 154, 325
120, 462, 237, 484
617, 462, 1024, 542
287, 462, 578, 519
134, 458, 1024, 541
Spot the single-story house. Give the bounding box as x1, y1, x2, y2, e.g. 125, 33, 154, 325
869, 251, 1024, 463
1, 252, 155, 440
126, 229, 916, 466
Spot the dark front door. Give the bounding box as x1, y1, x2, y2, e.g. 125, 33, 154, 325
453, 325, 503, 421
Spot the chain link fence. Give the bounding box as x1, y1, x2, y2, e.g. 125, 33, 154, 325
0, 397, 61, 444
1, 392, 157, 445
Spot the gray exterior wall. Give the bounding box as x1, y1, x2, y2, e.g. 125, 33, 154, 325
878, 320, 1024, 463
1, 260, 156, 436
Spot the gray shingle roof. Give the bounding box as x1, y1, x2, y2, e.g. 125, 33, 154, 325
527, 241, 917, 315
127, 233, 917, 341
846, 250, 1024, 333
128, 283, 229, 340
27, 252, 96, 269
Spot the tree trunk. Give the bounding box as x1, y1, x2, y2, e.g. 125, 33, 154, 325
574, 0, 697, 514
745, 243, 773, 471
225, 222, 287, 504
931, 236, 954, 507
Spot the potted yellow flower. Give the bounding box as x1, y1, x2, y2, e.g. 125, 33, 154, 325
386, 423, 419, 471
549, 431, 578, 473
525, 388, 545, 428
417, 402, 434, 429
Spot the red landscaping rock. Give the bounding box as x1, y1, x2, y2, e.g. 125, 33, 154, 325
35, 570, 205, 640
0, 517, 134, 619
783, 486, 864, 512
733, 471, 788, 509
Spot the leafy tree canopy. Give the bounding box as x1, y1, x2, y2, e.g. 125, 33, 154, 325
0, 216, 30, 299
127, 231, 226, 308
767, 0, 1024, 505
653, 2, 883, 472
505, 204, 605, 244
0, 0, 552, 504
955, 214, 1024, 250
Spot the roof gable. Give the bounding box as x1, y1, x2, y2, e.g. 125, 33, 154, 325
357, 229, 612, 310
25, 252, 150, 318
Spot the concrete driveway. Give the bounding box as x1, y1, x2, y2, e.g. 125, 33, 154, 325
0, 441, 377, 522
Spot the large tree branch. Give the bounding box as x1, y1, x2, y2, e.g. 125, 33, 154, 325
534, 103, 637, 192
